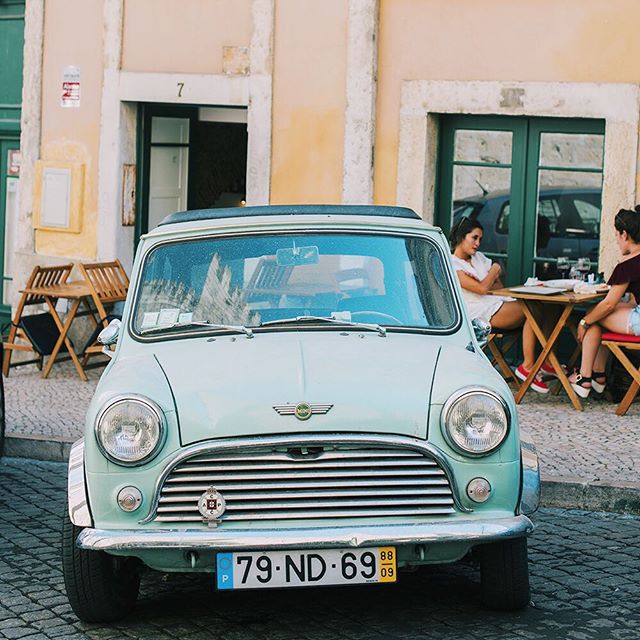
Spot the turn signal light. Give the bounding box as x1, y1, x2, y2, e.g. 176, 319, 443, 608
466, 478, 492, 503
117, 486, 142, 512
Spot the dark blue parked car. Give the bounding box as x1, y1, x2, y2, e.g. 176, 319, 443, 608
453, 186, 601, 271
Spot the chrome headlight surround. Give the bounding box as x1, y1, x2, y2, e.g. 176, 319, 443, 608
95, 395, 166, 466
441, 387, 510, 457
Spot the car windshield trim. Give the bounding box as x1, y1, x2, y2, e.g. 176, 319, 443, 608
129, 229, 464, 342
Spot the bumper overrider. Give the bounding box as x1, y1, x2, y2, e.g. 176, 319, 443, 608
69, 430, 539, 554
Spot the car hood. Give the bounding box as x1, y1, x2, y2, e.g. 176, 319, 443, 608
153, 332, 441, 445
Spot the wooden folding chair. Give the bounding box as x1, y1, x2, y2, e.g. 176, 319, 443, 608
601, 332, 640, 416
484, 330, 521, 389
78, 260, 129, 365
2, 263, 74, 376
244, 257, 293, 306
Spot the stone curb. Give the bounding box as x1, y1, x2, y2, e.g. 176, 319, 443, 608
3, 435, 640, 516
540, 474, 640, 516
3, 433, 73, 462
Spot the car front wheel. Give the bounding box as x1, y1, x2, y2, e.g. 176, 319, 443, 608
479, 537, 530, 611
62, 507, 140, 622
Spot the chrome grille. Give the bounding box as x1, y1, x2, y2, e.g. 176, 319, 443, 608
154, 445, 456, 523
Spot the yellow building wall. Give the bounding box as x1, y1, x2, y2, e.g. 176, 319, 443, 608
121, 0, 252, 74
37, 0, 104, 258
374, 0, 640, 205
270, 0, 348, 204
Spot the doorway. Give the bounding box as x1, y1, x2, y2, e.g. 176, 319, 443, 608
436, 115, 605, 285
136, 104, 248, 241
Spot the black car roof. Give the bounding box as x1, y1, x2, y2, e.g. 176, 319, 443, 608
159, 205, 421, 227
454, 185, 601, 205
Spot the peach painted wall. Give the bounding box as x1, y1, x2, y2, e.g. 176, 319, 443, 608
374, 0, 640, 204
37, 0, 103, 258
121, 0, 252, 74
270, 0, 348, 204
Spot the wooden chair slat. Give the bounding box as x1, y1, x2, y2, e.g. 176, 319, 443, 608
2, 263, 74, 376
602, 338, 640, 416
78, 260, 129, 366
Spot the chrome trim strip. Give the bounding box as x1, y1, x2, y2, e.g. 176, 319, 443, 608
78, 515, 533, 552
67, 439, 92, 527
518, 429, 541, 515
440, 387, 511, 457
139, 433, 472, 524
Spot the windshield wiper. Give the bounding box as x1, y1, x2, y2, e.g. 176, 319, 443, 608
259, 315, 386, 337
140, 321, 254, 338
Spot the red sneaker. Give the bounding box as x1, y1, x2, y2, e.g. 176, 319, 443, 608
540, 362, 566, 378
515, 365, 550, 394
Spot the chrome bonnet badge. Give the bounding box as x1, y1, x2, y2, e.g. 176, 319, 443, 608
198, 487, 226, 527
273, 403, 333, 421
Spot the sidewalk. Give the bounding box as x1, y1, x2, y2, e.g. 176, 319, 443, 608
3, 361, 640, 514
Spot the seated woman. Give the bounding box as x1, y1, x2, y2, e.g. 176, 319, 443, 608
450, 217, 551, 393
568, 206, 640, 398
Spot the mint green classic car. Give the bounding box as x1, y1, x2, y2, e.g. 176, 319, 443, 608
62, 205, 539, 622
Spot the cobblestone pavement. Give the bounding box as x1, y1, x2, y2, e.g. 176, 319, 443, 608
1, 457, 640, 640
5, 361, 640, 486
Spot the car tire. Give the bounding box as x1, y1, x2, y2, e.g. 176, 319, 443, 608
479, 537, 530, 611
62, 507, 140, 622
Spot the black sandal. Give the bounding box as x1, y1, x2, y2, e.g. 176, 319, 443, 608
570, 373, 591, 399
591, 371, 606, 394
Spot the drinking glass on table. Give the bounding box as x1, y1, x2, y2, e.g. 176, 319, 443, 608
556, 256, 570, 279
576, 257, 592, 281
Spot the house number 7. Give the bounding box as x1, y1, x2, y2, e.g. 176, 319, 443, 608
177, 82, 184, 97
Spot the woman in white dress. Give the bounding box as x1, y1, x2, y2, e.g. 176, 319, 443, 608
450, 217, 551, 393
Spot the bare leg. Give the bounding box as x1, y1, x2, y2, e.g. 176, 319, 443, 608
489, 301, 525, 330
571, 305, 631, 382
578, 324, 602, 377
520, 320, 536, 371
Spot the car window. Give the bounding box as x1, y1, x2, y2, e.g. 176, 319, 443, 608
537, 198, 560, 234
573, 198, 600, 238
132, 233, 459, 336
496, 203, 509, 234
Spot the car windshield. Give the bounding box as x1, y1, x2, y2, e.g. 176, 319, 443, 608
131, 232, 458, 337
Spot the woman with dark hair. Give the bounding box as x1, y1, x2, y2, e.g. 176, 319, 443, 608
450, 217, 552, 393
568, 206, 640, 398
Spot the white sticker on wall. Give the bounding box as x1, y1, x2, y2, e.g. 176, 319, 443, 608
61, 65, 80, 108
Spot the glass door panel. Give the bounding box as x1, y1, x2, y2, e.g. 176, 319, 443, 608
450, 128, 513, 281
4, 176, 18, 306
532, 131, 604, 279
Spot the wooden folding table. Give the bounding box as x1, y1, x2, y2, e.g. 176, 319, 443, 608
489, 287, 606, 410
20, 280, 94, 381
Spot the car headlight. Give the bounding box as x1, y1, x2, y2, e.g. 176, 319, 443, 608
95, 396, 165, 465
442, 388, 510, 456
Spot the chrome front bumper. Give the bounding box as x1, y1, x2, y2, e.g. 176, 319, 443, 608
77, 515, 533, 552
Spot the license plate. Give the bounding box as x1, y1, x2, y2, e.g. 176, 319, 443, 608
216, 547, 396, 590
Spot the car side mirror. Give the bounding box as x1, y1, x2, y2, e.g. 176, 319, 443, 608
98, 319, 121, 348
471, 318, 491, 348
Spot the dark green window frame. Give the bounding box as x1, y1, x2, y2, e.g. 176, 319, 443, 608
435, 115, 605, 285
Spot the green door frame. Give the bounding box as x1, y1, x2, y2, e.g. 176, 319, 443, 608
0, 0, 24, 325
522, 118, 605, 279
135, 103, 198, 247
0, 138, 19, 324
436, 115, 527, 284
435, 115, 605, 285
